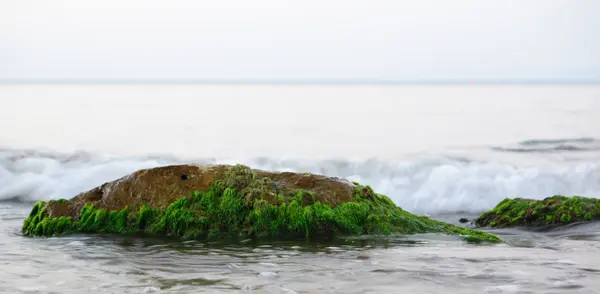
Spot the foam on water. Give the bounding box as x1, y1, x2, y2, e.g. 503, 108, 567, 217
1, 148, 599, 215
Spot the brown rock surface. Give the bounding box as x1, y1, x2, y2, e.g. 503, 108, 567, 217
46, 164, 357, 220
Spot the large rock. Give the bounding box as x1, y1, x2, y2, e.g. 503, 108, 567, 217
475, 195, 600, 228
23, 164, 501, 243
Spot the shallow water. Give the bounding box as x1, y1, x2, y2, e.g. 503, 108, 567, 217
1, 84, 600, 293
4, 202, 600, 294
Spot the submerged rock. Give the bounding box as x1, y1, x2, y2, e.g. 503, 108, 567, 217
22, 164, 501, 243
458, 218, 470, 224
475, 195, 600, 228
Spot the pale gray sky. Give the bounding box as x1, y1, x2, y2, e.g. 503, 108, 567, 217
1, 0, 599, 82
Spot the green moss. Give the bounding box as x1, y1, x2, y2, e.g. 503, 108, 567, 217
23, 166, 502, 243
560, 213, 571, 223
22, 200, 74, 237
475, 195, 600, 228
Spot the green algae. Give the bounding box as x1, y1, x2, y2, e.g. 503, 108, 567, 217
22, 201, 73, 237
475, 195, 600, 228
22, 165, 502, 243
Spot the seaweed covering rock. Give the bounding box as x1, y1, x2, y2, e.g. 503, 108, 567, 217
22, 164, 501, 243
475, 195, 600, 228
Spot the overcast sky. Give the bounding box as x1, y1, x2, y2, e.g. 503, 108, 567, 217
1, 0, 599, 82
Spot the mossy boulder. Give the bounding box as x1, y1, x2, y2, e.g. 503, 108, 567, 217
475, 195, 600, 228
22, 164, 501, 243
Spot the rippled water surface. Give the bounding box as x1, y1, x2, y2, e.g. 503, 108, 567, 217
3, 202, 600, 294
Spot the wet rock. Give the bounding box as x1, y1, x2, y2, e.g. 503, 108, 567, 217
475, 195, 600, 228
458, 218, 470, 223
22, 164, 502, 243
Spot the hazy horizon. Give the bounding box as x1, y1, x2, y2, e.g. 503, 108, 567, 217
2, 79, 600, 85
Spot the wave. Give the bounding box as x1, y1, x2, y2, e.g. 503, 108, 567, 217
491, 145, 600, 153
491, 137, 600, 153
519, 138, 596, 146
1, 148, 600, 215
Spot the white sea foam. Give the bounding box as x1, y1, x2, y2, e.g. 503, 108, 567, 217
1, 149, 599, 215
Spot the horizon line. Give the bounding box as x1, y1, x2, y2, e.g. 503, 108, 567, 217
1, 79, 599, 85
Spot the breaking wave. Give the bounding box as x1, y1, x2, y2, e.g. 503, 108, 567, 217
1, 148, 600, 215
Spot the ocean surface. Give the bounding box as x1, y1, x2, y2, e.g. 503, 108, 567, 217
1, 84, 600, 293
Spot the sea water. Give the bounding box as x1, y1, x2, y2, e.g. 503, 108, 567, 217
1, 84, 599, 293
